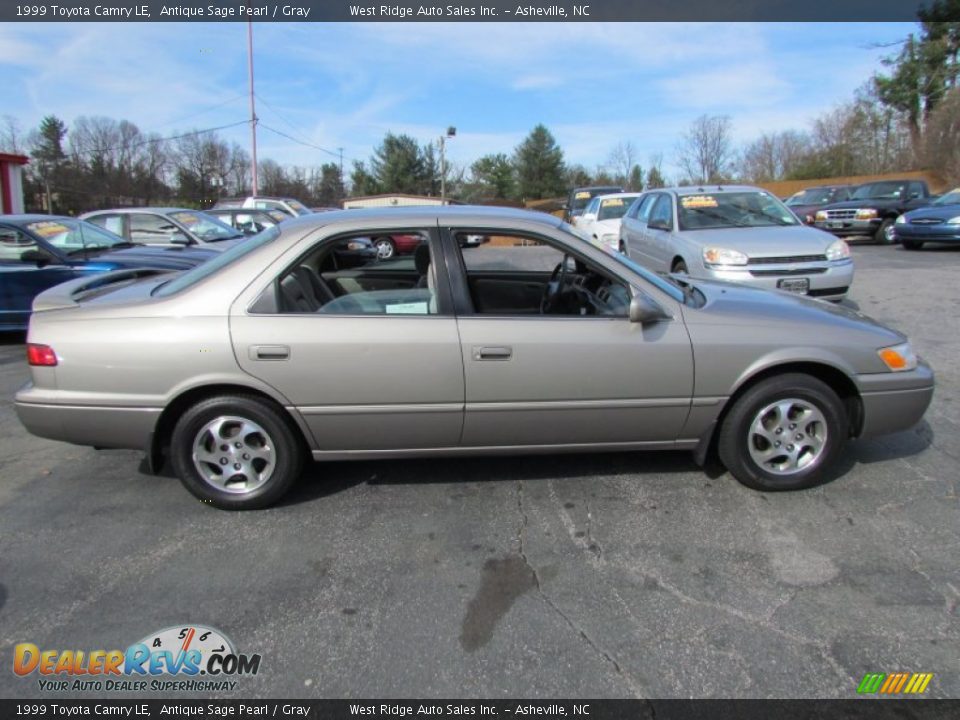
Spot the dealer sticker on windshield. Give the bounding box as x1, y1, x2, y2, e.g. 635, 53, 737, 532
29, 222, 69, 237
605, 198, 624, 207
681, 195, 718, 209
575, 191, 591, 199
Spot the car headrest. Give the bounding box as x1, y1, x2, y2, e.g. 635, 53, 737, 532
414, 242, 430, 274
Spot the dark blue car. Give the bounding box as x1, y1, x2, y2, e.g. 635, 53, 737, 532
0, 214, 217, 331
894, 188, 960, 250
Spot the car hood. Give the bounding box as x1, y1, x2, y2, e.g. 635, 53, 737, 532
684, 278, 903, 344
903, 203, 960, 221
822, 198, 896, 210
685, 225, 837, 257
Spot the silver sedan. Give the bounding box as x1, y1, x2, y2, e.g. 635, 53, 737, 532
16, 207, 932, 509
620, 186, 854, 300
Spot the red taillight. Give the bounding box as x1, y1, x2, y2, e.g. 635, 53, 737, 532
27, 344, 58, 367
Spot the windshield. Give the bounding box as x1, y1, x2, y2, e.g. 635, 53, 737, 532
570, 188, 621, 214
598, 196, 639, 221
555, 221, 685, 302
153, 226, 280, 297
932, 189, 960, 206
168, 211, 242, 242
851, 182, 904, 200
26, 219, 128, 251
677, 191, 799, 230
286, 200, 311, 216
786, 188, 838, 206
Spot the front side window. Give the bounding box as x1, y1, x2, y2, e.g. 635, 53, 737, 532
0, 227, 43, 263
129, 213, 187, 245
86, 213, 125, 236
451, 230, 630, 317
271, 231, 438, 315
648, 195, 674, 229
168, 211, 240, 242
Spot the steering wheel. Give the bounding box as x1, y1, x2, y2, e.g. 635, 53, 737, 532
540, 254, 571, 314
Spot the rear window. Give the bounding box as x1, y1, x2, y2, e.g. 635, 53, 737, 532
153, 227, 279, 297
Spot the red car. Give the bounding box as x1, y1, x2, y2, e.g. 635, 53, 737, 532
371, 233, 424, 260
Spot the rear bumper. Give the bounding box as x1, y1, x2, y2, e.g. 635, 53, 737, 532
856, 362, 935, 439
15, 385, 160, 451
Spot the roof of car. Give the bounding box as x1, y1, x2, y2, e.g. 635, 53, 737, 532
593, 192, 641, 202
279, 204, 563, 232
662, 185, 772, 196
83, 207, 199, 215
0, 214, 79, 225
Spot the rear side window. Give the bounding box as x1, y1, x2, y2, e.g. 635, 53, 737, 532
87, 214, 125, 236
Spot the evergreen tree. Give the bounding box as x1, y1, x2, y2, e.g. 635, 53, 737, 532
471, 153, 515, 199
512, 124, 566, 200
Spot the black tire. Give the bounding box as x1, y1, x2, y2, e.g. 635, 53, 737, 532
875, 218, 896, 245
718, 373, 847, 492
672, 259, 688, 274
170, 395, 304, 510
902, 239, 924, 250
374, 237, 396, 260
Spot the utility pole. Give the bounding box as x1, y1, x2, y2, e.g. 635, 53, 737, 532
439, 126, 456, 203
247, 20, 258, 196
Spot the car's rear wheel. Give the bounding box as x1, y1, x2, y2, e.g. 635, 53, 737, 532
718, 374, 846, 491
374, 237, 396, 259
171, 395, 303, 510
875, 218, 896, 245
902, 239, 924, 250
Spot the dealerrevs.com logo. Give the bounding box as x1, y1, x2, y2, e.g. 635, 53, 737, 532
13, 625, 261, 692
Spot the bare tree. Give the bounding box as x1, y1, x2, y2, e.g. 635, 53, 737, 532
606, 141, 637, 186
676, 114, 735, 184
740, 130, 812, 182
0, 115, 25, 153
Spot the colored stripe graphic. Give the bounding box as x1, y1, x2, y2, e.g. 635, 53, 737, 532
858, 672, 932, 694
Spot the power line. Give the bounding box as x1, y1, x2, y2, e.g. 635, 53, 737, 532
150, 94, 248, 131
258, 122, 353, 163
253, 93, 351, 162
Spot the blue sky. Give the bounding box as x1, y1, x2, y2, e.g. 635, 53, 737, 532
0, 22, 915, 179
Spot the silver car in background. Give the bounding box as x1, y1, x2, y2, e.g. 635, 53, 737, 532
16, 207, 931, 510
620, 186, 854, 300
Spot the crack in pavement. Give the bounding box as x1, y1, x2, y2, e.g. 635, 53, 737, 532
516, 479, 645, 698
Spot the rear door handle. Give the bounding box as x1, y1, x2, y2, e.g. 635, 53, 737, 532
249, 345, 290, 361
472, 346, 512, 361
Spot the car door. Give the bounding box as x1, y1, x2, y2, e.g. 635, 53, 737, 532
0, 226, 81, 329
229, 226, 465, 452
444, 225, 693, 448
644, 194, 676, 271
621, 194, 655, 262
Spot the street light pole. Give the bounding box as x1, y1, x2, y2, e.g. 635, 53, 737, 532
439, 126, 456, 203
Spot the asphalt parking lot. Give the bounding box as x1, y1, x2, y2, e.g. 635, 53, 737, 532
0, 242, 958, 700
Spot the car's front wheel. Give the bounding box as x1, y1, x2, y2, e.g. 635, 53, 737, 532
718, 374, 846, 491
170, 395, 304, 510
875, 218, 896, 245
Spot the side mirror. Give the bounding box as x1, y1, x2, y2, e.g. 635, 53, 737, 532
21, 249, 52, 268
629, 292, 669, 324
169, 234, 191, 246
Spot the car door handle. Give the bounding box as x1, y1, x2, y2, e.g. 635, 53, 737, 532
472, 346, 512, 361
249, 345, 290, 361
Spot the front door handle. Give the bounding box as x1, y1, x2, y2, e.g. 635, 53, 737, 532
249, 345, 290, 361
472, 346, 512, 361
